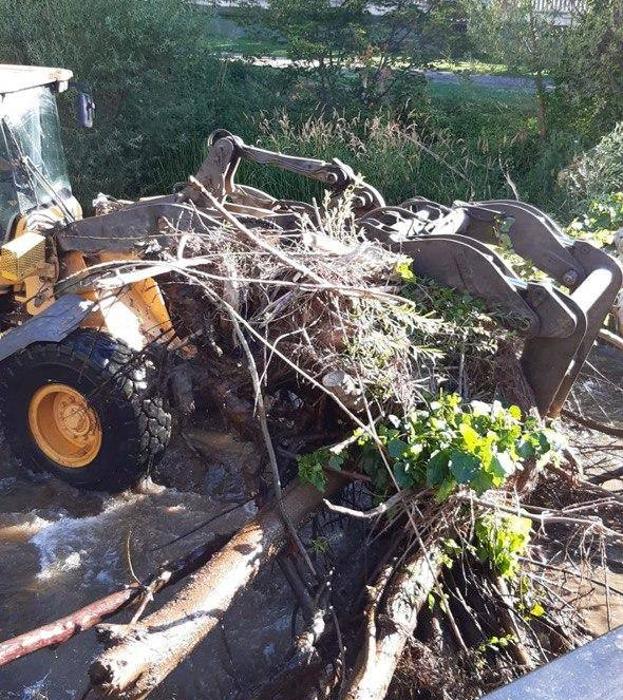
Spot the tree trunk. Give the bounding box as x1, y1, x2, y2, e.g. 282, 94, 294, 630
534, 71, 548, 138
88, 473, 345, 699
341, 541, 445, 700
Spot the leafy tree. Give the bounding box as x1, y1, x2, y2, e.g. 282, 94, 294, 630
560, 123, 623, 210
463, 0, 566, 136
0, 0, 281, 202
241, 0, 466, 109
552, 0, 623, 137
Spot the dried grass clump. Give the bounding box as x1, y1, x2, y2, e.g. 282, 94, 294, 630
132, 194, 516, 418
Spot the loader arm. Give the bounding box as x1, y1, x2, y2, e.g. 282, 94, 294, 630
187, 132, 623, 417
55, 131, 622, 417
192, 130, 385, 216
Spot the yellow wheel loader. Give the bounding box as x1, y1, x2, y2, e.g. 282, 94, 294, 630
0, 65, 620, 491
0, 66, 173, 490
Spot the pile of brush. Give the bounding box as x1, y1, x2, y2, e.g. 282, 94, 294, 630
77, 189, 617, 699
3, 177, 620, 700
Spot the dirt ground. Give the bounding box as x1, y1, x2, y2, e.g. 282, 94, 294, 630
0, 345, 621, 700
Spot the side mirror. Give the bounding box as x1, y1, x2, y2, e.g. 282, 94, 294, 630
76, 92, 95, 128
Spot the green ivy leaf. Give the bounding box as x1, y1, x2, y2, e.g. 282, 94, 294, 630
508, 405, 522, 420
327, 453, 344, 471
469, 469, 494, 495
394, 461, 412, 488
426, 450, 449, 487
395, 258, 415, 281
516, 439, 536, 459
435, 477, 457, 503
449, 450, 480, 484
459, 422, 480, 452
298, 456, 327, 492
490, 452, 516, 480
388, 438, 409, 459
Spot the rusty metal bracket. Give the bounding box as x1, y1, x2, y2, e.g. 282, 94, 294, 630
55, 199, 220, 254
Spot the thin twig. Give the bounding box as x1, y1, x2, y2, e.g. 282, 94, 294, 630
457, 494, 623, 543
323, 490, 412, 520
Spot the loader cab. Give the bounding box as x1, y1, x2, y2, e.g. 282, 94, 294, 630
0, 65, 81, 239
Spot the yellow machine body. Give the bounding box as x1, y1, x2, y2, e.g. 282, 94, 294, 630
60, 249, 174, 350
0, 232, 47, 282
4, 211, 174, 352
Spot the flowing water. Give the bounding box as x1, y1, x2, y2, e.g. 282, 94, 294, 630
0, 346, 622, 699
0, 428, 298, 699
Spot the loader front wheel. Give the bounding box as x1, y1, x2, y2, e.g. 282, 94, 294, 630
0, 330, 172, 491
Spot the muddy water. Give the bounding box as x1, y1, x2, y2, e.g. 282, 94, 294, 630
0, 429, 297, 699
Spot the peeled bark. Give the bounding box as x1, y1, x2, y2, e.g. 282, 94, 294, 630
342, 542, 445, 700
88, 474, 344, 699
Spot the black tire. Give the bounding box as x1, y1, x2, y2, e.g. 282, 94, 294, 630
0, 330, 172, 491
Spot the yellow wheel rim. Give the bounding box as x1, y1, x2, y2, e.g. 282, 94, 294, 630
28, 383, 102, 468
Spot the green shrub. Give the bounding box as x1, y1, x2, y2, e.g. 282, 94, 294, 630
475, 512, 532, 579
299, 395, 559, 499
560, 123, 623, 210
356, 394, 557, 499
551, 1, 623, 139
0, 0, 283, 204
238, 0, 462, 110
565, 191, 623, 248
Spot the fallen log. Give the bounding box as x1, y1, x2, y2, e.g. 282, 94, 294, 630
341, 538, 446, 700
0, 534, 230, 667
88, 473, 345, 698
0, 587, 141, 668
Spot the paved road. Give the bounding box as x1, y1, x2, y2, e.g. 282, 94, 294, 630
419, 68, 550, 93
226, 53, 549, 93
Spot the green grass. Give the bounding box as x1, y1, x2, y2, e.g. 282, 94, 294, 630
205, 35, 288, 57
428, 82, 537, 112
428, 59, 516, 77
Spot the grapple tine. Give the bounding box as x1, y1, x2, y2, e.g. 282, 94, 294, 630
534, 244, 622, 416
188, 133, 623, 417
460, 201, 623, 415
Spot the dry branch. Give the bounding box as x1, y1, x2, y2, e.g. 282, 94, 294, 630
0, 587, 140, 668
561, 408, 623, 438
0, 534, 230, 667
88, 474, 345, 699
